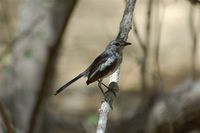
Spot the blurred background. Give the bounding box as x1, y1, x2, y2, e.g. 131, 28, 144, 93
0, 0, 200, 133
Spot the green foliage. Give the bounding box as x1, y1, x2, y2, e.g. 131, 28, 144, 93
85, 114, 98, 126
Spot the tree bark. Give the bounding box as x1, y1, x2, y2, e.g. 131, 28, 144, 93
1, 0, 77, 132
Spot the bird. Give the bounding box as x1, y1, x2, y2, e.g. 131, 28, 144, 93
55, 40, 131, 96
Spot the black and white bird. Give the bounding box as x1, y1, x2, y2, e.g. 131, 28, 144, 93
55, 40, 131, 96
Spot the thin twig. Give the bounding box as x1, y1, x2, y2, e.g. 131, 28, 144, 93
140, 0, 153, 92
154, 0, 165, 90
96, 0, 137, 133
189, 4, 198, 81
153, 1, 175, 133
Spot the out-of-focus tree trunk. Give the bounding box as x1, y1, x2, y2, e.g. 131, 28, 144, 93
0, 0, 77, 132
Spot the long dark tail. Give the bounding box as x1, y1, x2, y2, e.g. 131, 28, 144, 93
55, 72, 85, 95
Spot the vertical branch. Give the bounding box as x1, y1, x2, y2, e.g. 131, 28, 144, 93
189, 5, 198, 81
140, 0, 153, 92
145, 0, 154, 46
153, 3, 176, 133
154, 0, 165, 90
116, 0, 137, 41
96, 0, 137, 133
96, 102, 110, 133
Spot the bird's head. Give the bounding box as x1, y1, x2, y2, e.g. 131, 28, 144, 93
106, 40, 132, 52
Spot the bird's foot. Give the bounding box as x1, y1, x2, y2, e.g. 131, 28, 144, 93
101, 82, 117, 97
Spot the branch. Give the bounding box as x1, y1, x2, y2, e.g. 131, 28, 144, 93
116, 0, 137, 41
96, 102, 110, 133
27, 1, 77, 133
153, 0, 166, 90
140, 0, 153, 92
189, 4, 198, 81
96, 0, 137, 133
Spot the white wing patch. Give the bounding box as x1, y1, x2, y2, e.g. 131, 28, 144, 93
90, 57, 116, 78
100, 57, 115, 71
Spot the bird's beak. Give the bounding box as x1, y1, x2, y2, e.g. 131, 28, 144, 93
122, 42, 132, 46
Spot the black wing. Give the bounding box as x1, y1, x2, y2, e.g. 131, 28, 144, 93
86, 53, 118, 85
87, 52, 109, 74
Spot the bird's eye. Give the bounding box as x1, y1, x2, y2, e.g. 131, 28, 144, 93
115, 43, 120, 46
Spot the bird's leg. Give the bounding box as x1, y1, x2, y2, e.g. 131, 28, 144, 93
101, 82, 109, 89
98, 80, 105, 96
101, 81, 117, 96
99, 81, 116, 97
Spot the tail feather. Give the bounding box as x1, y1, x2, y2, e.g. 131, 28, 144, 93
55, 72, 85, 95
